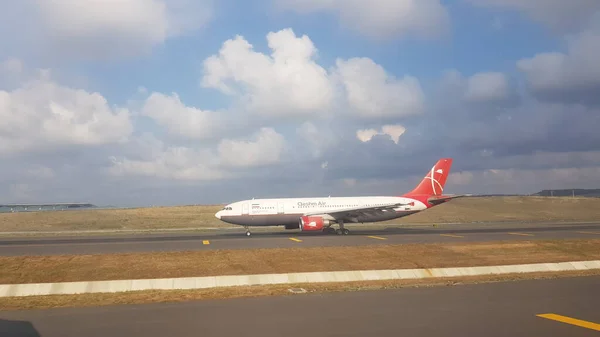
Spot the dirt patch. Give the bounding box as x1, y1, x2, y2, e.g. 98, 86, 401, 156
1, 196, 600, 233
1, 270, 599, 311
1, 239, 599, 284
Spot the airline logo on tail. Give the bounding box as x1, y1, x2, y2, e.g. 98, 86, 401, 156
426, 166, 446, 195
404, 158, 453, 197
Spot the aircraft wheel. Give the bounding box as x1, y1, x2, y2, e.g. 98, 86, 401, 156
343, 228, 350, 235
336, 229, 343, 235
246, 231, 251, 237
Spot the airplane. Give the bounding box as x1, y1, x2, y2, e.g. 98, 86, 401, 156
215, 158, 467, 236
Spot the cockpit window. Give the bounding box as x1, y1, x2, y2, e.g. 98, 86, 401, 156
222, 206, 232, 210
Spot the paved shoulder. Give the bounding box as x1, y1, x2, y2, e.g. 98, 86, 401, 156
1, 276, 599, 337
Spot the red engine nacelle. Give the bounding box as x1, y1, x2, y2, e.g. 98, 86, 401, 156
299, 216, 330, 231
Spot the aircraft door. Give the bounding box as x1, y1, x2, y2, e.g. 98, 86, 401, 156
277, 202, 285, 214
242, 203, 249, 215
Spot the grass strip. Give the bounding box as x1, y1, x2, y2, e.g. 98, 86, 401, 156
1, 239, 599, 284
1, 270, 599, 311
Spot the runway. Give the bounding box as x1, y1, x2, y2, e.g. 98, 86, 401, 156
0, 221, 599, 256
1, 275, 599, 336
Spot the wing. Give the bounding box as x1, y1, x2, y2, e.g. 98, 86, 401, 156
303, 202, 412, 221
302, 194, 472, 221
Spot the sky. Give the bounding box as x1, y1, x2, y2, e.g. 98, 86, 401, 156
1, 0, 599, 207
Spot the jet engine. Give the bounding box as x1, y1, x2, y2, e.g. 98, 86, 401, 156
299, 216, 331, 231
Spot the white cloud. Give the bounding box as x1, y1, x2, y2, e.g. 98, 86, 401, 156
202, 29, 334, 118
109, 127, 287, 181
334, 58, 424, 118
356, 128, 380, 143
381, 125, 407, 144
464, 0, 600, 32
330, 150, 600, 196
356, 124, 406, 144
439, 69, 515, 105
109, 146, 224, 181
0, 63, 132, 155
218, 127, 286, 168
140, 92, 220, 139
275, 0, 450, 39
517, 23, 600, 103
201, 29, 424, 120
464, 72, 510, 102
2, 0, 213, 60
296, 122, 337, 159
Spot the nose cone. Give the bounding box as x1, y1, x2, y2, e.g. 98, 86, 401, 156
215, 211, 222, 220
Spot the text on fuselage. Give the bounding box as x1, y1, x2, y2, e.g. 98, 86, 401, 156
297, 201, 327, 208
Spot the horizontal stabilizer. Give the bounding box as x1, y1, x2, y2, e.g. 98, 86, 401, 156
427, 194, 472, 205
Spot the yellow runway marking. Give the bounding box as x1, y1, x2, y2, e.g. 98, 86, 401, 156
367, 235, 387, 240
508, 232, 534, 236
577, 231, 600, 235
202, 240, 210, 245
440, 234, 464, 238
289, 238, 302, 242
537, 313, 600, 331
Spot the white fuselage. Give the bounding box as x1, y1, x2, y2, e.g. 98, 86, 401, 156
215, 196, 428, 227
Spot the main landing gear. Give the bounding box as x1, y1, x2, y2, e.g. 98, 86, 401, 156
244, 226, 251, 237
323, 221, 350, 235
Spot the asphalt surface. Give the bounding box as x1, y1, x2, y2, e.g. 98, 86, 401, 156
0, 221, 599, 256
1, 275, 599, 336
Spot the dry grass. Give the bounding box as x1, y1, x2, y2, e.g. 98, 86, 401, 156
2, 270, 599, 311
1, 196, 599, 233
1, 239, 599, 284
0, 205, 224, 232
388, 196, 600, 223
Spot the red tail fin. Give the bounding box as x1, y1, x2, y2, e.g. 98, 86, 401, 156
404, 158, 453, 197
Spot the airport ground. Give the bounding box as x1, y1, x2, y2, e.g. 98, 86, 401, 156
0, 221, 599, 256
1, 196, 600, 235
1, 236, 599, 284
1, 275, 599, 336
0, 196, 599, 335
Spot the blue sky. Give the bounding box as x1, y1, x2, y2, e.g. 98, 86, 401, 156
1, 0, 599, 206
